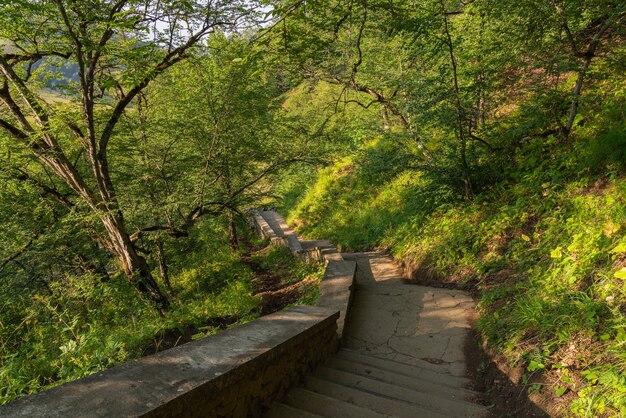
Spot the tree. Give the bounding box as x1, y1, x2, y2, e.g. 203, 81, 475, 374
478, 0, 625, 137
125, 33, 316, 269
269, 0, 486, 195
0, 0, 257, 309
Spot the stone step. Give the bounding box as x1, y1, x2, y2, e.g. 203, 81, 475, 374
258, 211, 284, 237
325, 357, 478, 400
335, 349, 472, 389
311, 367, 487, 417
260, 210, 303, 253
303, 375, 451, 418
264, 402, 324, 418
282, 387, 392, 418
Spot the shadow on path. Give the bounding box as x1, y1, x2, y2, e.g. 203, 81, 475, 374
343, 252, 549, 417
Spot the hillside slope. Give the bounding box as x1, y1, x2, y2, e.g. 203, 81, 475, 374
280, 57, 626, 416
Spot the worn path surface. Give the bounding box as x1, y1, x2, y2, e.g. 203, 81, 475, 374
266, 255, 487, 417
342, 252, 476, 378
261, 210, 487, 417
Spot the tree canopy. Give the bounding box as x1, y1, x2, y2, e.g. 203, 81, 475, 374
1, 0, 624, 412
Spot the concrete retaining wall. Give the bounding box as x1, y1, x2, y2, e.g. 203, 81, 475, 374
0, 305, 339, 417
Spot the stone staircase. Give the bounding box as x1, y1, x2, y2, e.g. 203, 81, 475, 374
2, 210, 488, 418
265, 347, 486, 418
257, 211, 489, 418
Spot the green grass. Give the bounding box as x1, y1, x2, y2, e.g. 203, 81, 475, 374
281, 71, 626, 416
0, 263, 258, 404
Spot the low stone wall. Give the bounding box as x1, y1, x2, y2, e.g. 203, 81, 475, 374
251, 210, 357, 339
2, 212, 349, 417
252, 212, 302, 255
1, 306, 339, 418
316, 259, 357, 338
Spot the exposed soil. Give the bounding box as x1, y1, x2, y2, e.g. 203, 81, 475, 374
464, 328, 552, 417
400, 258, 476, 291
245, 256, 306, 315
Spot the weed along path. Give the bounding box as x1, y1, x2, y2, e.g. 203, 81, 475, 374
258, 211, 489, 418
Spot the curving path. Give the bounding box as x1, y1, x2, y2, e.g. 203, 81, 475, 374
261, 212, 488, 417
341, 252, 475, 378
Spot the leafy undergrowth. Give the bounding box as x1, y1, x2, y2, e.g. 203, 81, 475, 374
249, 245, 325, 313
283, 80, 626, 415
0, 231, 322, 405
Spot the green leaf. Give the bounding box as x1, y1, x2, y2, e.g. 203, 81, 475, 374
550, 247, 562, 259
554, 385, 567, 396
581, 370, 599, 384
611, 242, 626, 254
527, 360, 545, 372
614, 268, 626, 279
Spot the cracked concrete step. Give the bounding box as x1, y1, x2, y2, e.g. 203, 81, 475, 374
338, 348, 452, 373
336, 348, 471, 389
303, 375, 451, 418
281, 387, 392, 418
324, 357, 478, 399
310, 367, 487, 418
264, 402, 323, 418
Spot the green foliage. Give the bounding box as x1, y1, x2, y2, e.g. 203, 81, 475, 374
252, 245, 325, 305
285, 135, 456, 250
283, 49, 626, 414
0, 0, 624, 412
0, 217, 259, 404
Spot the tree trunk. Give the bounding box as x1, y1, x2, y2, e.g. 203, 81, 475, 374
156, 241, 173, 294
382, 105, 391, 130
557, 12, 616, 138
101, 213, 170, 310
564, 56, 592, 136
442, 2, 474, 199
227, 210, 239, 251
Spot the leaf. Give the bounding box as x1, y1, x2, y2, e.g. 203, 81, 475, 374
554, 385, 567, 396
573, 113, 584, 127
550, 247, 562, 259
610, 242, 626, 254
581, 370, 599, 384
614, 268, 626, 279
521, 234, 530, 242
604, 222, 619, 237
527, 360, 544, 372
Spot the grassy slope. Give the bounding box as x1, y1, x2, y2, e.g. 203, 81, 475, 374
282, 60, 626, 415
0, 223, 323, 404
